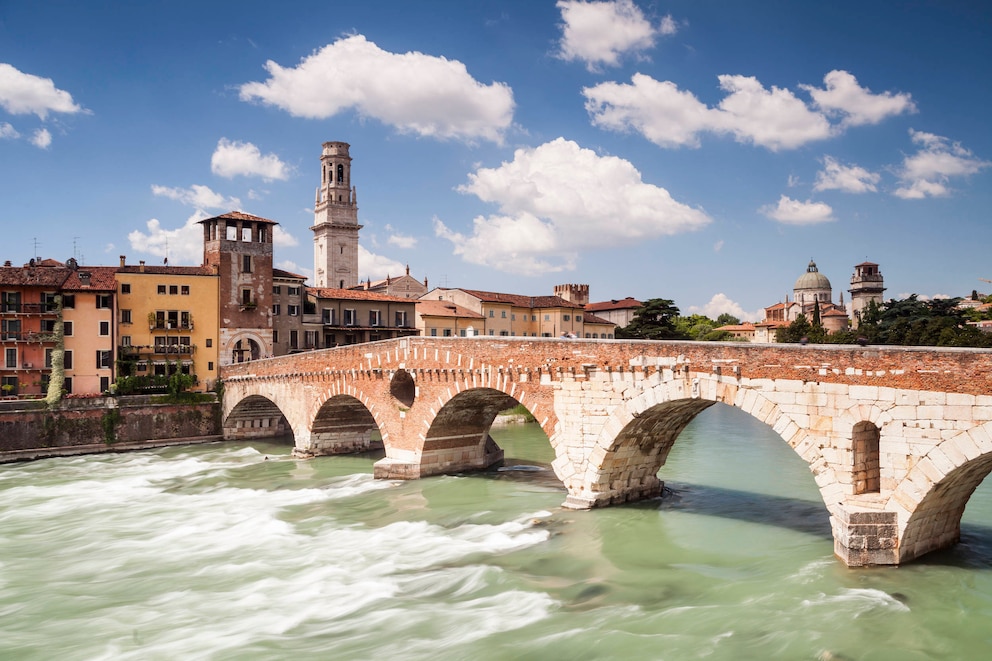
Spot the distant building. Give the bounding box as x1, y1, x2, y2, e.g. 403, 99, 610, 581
61, 264, 117, 395
305, 287, 418, 347
271, 268, 308, 354
848, 261, 885, 328
761, 260, 854, 338
715, 322, 756, 341
415, 299, 485, 337
585, 297, 642, 328
357, 265, 428, 299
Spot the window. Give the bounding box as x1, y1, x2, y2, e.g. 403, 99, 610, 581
157, 285, 166, 295
96, 350, 112, 369
208, 361, 214, 371
169, 285, 178, 295
288, 305, 300, 317
272, 330, 279, 343
273, 286, 282, 295
120, 309, 132, 324
1, 291, 20, 313
489, 310, 495, 318
488, 330, 494, 336
1, 376, 17, 396
96, 294, 111, 309
500, 331, 508, 336
62, 294, 74, 309
459, 329, 466, 337
242, 289, 252, 306
181, 311, 191, 329
563, 314, 570, 321
205, 338, 212, 348
167, 311, 179, 328
63, 377, 72, 394
4, 348, 15, 368
323, 308, 336, 325
287, 286, 301, 296
181, 285, 189, 295
100, 376, 110, 393
369, 310, 381, 326
443, 328, 452, 337
511, 314, 516, 320
242, 227, 252, 242
62, 321, 72, 336
120, 283, 131, 294
1, 319, 20, 340
501, 310, 507, 318
395, 311, 408, 327
290, 330, 299, 350
41, 319, 57, 333
45, 348, 53, 368
576, 315, 582, 322
343, 309, 356, 326
532, 315, 537, 321
99, 321, 110, 336
63, 351, 73, 369
544, 314, 550, 321
242, 255, 252, 273
305, 330, 318, 348
226, 225, 237, 240
121, 335, 131, 346
43, 292, 59, 311
272, 304, 281, 316
430, 328, 437, 336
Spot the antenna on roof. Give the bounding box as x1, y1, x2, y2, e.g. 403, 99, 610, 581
32, 237, 40, 261
164, 237, 169, 265
73, 236, 80, 260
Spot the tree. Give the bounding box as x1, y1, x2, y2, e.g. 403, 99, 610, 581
617, 299, 686, 340
715, 313, 741, 326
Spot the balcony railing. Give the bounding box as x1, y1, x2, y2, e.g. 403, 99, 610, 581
149, 322, 194, 331
1, 303, 59, 314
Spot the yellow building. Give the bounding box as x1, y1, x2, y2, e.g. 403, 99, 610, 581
415, 299, 484, 337
115, 258, 219, 392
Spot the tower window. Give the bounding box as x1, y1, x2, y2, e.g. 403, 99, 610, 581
337, 164, 344, 182
243, 255, 252, 273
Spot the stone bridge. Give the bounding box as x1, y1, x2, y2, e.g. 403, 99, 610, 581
220, 337, 992, 567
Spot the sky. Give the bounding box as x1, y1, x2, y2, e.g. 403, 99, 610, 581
1, 1, 990, 322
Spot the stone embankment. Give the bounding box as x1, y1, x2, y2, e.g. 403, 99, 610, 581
0, 396, 222, 463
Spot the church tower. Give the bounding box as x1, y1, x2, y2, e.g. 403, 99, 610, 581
848, 261, 885, 328
311, 141, 361, 288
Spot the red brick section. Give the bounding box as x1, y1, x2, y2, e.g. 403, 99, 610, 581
221, 338, 992, 397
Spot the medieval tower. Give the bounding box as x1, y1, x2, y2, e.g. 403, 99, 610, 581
312, 141, 361, 289
848, 261, 885, 328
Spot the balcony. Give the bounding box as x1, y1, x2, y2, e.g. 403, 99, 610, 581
1, 302, 59, 315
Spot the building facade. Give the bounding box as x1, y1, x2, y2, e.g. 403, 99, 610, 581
585, 297, 643, 328
61, 265, 117, 395
271, 268, 308, 354
305, 287, 418, 347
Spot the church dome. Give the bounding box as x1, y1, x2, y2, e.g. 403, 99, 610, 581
794, 260, 831, 291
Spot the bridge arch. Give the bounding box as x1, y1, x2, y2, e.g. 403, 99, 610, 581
223, 394, 293, 441
305, 393, 384, 456
566, 375, 833, 512
893, 421, 992, 563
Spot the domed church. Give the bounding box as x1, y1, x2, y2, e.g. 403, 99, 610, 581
761, 260, 851, 335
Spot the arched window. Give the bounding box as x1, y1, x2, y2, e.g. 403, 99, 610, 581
337, 164, 344, 182
852, 421, 880, 494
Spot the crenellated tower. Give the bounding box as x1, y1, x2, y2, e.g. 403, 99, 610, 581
311, 141, 361, 288
849, 261, 885, 328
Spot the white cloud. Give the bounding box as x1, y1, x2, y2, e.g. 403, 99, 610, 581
387, 232, 418, 249
893, 129, 991, 199
556, 0, 673, 70
272, 225, 299, 248
0, 122, 19, 139
0, 63, 84, 119
104, 243, 115, 253
585, 69, 913, 152
787, 174, 800, 188
275, 259, 312, 281
713, 239, 724, 253
813, 155, 880, 193
585, 73, 832, 151
688, 293, 764, 323
30, 127, 51, 149
359, 245, 406, 281
435, 137, 710, 275
239, 34, 513, 144
802, 70, 915, 127
211, 138, 290, 181
152, 184, 241, 210
760, 195, 834, 225
128, 211, 208, 264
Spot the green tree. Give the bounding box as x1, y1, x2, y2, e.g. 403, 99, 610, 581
715, 313, 741, 326
618, 299, 686, 340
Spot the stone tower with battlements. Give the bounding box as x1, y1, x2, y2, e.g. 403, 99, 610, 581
849, 261, 885, 329
312, 142, 361, 288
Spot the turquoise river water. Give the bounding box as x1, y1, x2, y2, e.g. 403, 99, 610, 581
1, 403, 991, 660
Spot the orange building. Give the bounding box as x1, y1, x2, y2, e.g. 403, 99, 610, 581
61, 266, 118, 395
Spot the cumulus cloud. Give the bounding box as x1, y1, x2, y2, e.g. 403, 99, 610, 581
211, 138, 290, 180
0, 63, 84, 119
813, 155, 880, 193
760, 195, 834, 225
359, 245, 406, 281
387, 232, 417, 249
276, 259, 313, 281
272, 225, 299, 248
239, 34, 513, 143
802, 70, 915, 127
128, 211, 208, 264
688, 293, 764, 323
0, 122, 19, 139
435, 137, 710, 275
585, 69, 911, 151
556, 0, 674, 70
30, 127, 51, 149
152, 184, 241, 210
893, 129, 991, 199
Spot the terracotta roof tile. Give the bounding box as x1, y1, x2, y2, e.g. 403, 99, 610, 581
273, 268, 308, 281
458, 288, 584, 309
307, 287, 413, 303
415, 300, 484, 319
198, 210, 279, 225
582, 312, 614, 325
585, 297, 642, 312
0, 266, 71, 287
62, 266, 118, 291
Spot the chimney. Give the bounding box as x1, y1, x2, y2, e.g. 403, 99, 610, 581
139, 260, 145, 273
119, 255, 126, 267
79, 271, 91, 286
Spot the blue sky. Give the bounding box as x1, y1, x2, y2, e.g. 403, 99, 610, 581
2, 1, 990, 321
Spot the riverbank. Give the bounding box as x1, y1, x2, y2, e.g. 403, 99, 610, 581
0, 395, 222, 464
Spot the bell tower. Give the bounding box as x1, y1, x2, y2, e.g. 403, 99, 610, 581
848, 261, 885, 328
311, 141, 361, 288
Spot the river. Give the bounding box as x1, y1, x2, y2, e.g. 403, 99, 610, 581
1, 403, 990, 660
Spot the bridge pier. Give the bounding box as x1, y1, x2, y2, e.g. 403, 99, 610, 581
373, 435, 504, 479
831, 509, 899, 566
